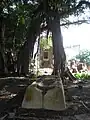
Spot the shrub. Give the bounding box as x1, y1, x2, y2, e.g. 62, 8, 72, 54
73, 73, 90, 80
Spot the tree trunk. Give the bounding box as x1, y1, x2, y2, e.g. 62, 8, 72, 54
50, 16, 66, 76
17, 33, 37, 75
20, 42, 30, 75
17, 18, 41, 76
21, 35, 36, 75
0, 17, 7, 75
17, 42, 30, 76
0, 52, 4, 75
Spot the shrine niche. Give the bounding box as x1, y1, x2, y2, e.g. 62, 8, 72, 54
40, 48, 53, 68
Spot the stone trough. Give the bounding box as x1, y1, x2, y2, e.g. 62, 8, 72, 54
22, 76, 66, 111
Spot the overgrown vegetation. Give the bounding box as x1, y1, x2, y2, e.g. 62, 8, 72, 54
0, 0, 90, 76
73, 72, 90, 80
75, 50, 90, 66
40, 36, 52, 50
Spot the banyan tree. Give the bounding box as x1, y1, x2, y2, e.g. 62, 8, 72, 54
0, 0, 90, 110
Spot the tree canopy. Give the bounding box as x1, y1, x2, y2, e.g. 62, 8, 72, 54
0, 0, 90, 75
0, 0, 90, 52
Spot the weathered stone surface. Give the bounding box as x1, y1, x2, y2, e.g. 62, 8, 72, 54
22, 80, 66, 110
22, 83, 42, 109
44, 81, 66, 111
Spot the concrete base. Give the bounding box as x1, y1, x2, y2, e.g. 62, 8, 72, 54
22, 84, 42, 109
22, 80, 66, 111
44, 87, 66, 111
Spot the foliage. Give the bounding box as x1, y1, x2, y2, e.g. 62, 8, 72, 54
73, 72, 90, 80
1, 0, 90, 52
40, 36, 52, 50
75, 50, 90, 66
0, 0, 90, 74
0, 0, 39, 74
1, 0, 90, 53
0, 0, 37, 51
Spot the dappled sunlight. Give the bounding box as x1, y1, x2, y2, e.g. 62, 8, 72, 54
38, 68, 53, 75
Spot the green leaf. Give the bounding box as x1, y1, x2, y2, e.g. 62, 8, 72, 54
21, 17, 25, 24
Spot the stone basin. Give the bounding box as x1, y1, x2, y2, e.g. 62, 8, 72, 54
22, 76, 66, 111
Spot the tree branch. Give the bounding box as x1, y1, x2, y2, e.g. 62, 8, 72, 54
40, 19, 89, 32
49, 1, 90, 17
61, 0, 90, 16
34, 36, 40, 60
60, 19, 89, 26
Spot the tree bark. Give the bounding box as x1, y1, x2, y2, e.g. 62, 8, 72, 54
0, 17, 8, 74
22, 35, 36, 75
50, 16, 66, 76
17, 18, 41, 75
17, 41, 30, 75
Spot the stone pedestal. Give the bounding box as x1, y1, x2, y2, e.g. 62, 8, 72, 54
44, 82, 66, 111
22, 80, 66, 111
22, 84, 42, 109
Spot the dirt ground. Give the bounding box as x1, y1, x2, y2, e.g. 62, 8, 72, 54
0, 77, 90, 120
